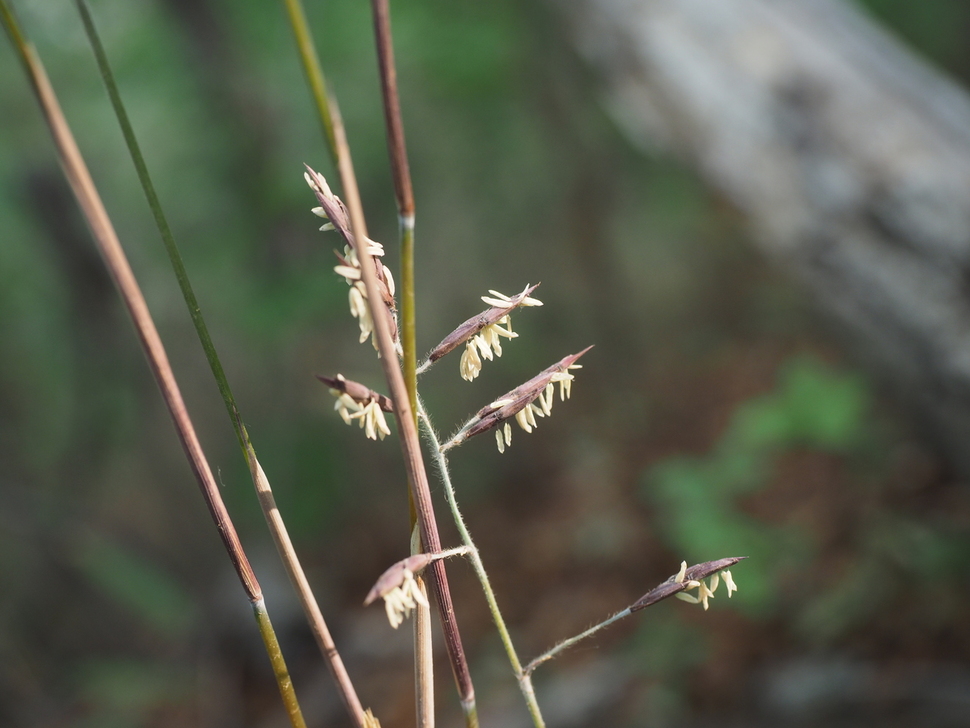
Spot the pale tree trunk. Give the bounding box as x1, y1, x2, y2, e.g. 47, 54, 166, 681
554, 0, 970, 475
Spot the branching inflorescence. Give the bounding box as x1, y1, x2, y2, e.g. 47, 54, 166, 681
2, 0, 749, 724
306, 166, 746, 728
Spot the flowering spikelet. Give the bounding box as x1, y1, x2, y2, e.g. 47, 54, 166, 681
443, 346, 592, 452
305, 166, 399, 351
459, 315, 515, 382
420, 284, 542, 380
364, 553, 435, 629
629, 557, 745, 612
317, 374, 393, 441
381, 570, 428, 629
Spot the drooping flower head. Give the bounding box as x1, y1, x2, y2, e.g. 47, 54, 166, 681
317, 374, 393, 441
442, 346, 592, 453
305, 166, 399, 352
419, 284, 543, 381
363, 553, 440, 629
380, 569, 428, 629
629, 557, 745, 613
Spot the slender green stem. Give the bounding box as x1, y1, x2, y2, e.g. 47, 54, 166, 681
74, 5, 368, 724
0, 1, 26, 66
418, 402, 546, 728
524, 609, 631, 675
280, 0, 337, 162
75, 0, 245, 456
254, 599, 309, 728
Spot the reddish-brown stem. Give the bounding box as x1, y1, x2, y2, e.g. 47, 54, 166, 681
371, 0, 414, 218
369, 3, 430, 723
328, 105, 477, 717
26, 42, 259, 603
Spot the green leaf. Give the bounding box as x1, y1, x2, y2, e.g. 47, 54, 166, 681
75, 658, 191, 719
73, 533, 197, 637
780, 358, 869, 449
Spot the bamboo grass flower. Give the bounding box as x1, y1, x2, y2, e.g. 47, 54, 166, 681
333, 239, 396, 350
480, 288, 543, 310
419, 284, 542, 378
523, 556, 746, 675
317, 374, 393, 441
459, 315, 516, 381
629, 557, 746, 613
675, 576, 717, 610
380, 568, 428, 628
364, 550, 467, 629
442, 347, 592, 452
672, 561, 739, 610
305, 166, 399, 351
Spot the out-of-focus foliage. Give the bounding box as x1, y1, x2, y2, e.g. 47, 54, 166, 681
644, 357, 871, 611
3, 0, 970, 726
73, 532, 199, 638
858, 0, 970, 79
638, 358, 970, 720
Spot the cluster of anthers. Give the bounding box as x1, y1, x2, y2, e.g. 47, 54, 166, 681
363, 551, 469, 630
459, 289, 542, 381
332, 238, 394, 349
492, 363, 580, 453
305, 168, 398, 352
317, 375, 393, 441
442, 348, 590, 454
334, 391, 391, 441
380, 568, 428, 629
672, 560, 738, 611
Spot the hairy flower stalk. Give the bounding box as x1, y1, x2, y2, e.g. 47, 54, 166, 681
423, 370, 748, 726
417, 284, 543, 380
442, 347, 592, 453
524, 557, 745, 676
305, 167, 399, 352
418, 404, 546, 726
317, 374, 393, 440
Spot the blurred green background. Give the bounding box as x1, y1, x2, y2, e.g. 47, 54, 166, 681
3, 0, 970, 726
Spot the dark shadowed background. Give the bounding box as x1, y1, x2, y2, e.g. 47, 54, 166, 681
3, 0, 970, 726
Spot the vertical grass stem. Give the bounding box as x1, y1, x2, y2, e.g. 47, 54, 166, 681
369, 3, 429, 722
73, 3, 368, 723
0, 7, 307, 724
418, 404, 546, 728
281, 0, 338, 163
330, 108, 478, 725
